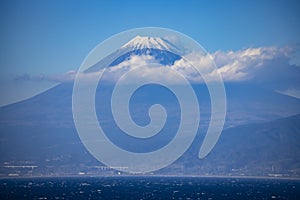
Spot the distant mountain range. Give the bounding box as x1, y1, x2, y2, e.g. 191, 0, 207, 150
161, 114, 300, 177
0, 36, 300, 177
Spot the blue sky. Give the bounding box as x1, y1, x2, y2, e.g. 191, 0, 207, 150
0, 0, 300, 105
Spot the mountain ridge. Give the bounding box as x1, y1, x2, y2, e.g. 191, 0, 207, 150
1, 112, 299, 177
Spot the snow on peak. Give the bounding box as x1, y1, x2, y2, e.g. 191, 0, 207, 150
121, 36, 177, 51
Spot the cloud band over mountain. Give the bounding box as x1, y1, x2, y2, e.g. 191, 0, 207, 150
16, 45, 300, 97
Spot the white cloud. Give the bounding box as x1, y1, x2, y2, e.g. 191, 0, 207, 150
16, 46, 299, 92
105, 55, 158, 79
212, 46, 295, 82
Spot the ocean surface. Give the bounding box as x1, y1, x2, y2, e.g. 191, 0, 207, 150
0, 176, 299, 199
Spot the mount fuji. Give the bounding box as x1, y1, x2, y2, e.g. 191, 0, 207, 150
86, 36, 181, 73
0, 36, 300, 177
110, 36, 181, 66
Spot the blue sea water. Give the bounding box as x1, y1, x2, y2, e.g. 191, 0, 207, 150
0, 176, 299, 199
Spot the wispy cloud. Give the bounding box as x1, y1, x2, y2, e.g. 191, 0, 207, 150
277, 88, 300, 99
14, 70, 77, 83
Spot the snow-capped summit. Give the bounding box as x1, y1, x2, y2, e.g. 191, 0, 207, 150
121, 36, 178, 52
86, 36, 181, 72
